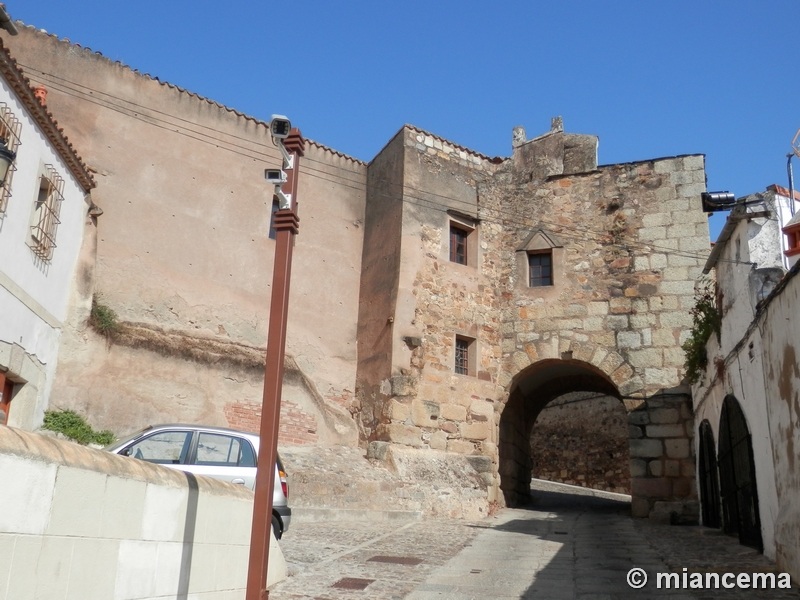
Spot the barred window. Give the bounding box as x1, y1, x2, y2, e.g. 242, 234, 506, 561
29, 166, 65, 261
454, 335, 475, 376
0, 103, 22, 215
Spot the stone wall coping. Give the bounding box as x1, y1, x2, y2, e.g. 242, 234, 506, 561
0, 425, 254, 499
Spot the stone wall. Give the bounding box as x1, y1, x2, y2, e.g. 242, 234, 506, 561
629, 391, 697, 521
530, 393, 630, 494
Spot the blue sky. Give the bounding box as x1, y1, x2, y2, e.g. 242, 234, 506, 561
9, 1, 800, 239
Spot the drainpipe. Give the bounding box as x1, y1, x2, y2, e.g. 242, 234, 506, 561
0, 5, 18, 35
788, 153, 796, 217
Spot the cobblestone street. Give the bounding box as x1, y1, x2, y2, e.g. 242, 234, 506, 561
271, 483, 799, 600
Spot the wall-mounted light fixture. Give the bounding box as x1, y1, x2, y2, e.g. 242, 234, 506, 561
0, 138, 16, 187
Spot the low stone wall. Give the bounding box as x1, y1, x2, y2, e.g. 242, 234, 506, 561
0, 426, 286, 600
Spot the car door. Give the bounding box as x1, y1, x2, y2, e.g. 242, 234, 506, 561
180, 431, 257, 490
118, 429, 194, 466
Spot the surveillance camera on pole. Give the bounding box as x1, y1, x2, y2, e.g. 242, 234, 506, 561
269, 115, 295, 170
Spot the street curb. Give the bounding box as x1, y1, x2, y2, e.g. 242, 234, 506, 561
291, 507, 423, 523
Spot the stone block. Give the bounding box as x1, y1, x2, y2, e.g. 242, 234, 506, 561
628, 410, 650, 425
367, 441, 391, 461
639, 226, 667, 241
672, 477, 692, 498
630, 459, 647, 477
681, 459, 695, 478
430, 431, 448, 451
440, 403, 466, 422
386, 399, 411, 422
631, 477, 672, 498
678, 182, 705, 198
664, 460, 681, 477
642, 213, 672, 228
469, 399, 494, 422
629, 425, 643, 439
649, 408, 680, 424
391, 375, 417, 397
447, 440, 475, 454
383, 423, 422, 447
411, 400, 440, 428
665, 438, 690, 459
654, 158, 679, 174
629, 439, 663, 458
631, 497, 651, 518
466, 455, 493, 473
645, 367, 679, 387
616, 331, 641, 349
628, 348, 663, 369
440, 421, 458, 434
646, 424, 685, 438
660, 280, 695, 296
461, 422, 489, 441
649, 460, 663, 476
587, 301, 610, 316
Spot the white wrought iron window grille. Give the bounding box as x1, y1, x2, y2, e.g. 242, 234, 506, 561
29, 165, 65, 261
0, 102, 22, 215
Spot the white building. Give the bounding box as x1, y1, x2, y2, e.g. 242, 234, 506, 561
0, 38, 94, 429
693, 185, 800, 584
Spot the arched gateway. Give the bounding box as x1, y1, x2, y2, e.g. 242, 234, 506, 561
500, 359, 620, 505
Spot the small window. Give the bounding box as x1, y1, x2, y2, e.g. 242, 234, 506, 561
529, 251, 553, 287
0, 102, 21, 216
450, 225, 468, 265
454, 335, 476, 376
124, 430, 192, 464
29, 166, 65, 261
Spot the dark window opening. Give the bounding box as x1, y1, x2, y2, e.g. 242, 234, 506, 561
529, 252, 552, 287
450, 226, 467, 265
455, 337, 470, 375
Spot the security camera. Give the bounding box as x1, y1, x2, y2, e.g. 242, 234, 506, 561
265, 169, 287, 185
269, 115, 292, 140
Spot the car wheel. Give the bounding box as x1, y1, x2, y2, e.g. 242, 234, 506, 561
271, 514, 282, 540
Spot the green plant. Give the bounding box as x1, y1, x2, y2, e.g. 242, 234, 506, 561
682, 283, 721, 384
89, 295, 119, 337
42, 409, 115, 446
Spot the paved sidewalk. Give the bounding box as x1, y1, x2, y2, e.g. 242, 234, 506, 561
270, 485, 799, 600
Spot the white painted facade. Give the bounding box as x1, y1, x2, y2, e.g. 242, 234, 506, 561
0, 61, 92, 430
693, 186, 800, 583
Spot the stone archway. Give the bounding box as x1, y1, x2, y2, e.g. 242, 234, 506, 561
499, 358, 620, 507
499, 358, 697, 521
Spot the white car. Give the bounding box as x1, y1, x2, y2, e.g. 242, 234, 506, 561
106, 424, 291, 538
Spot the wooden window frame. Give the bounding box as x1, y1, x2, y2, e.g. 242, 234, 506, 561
528, 250, 553, 287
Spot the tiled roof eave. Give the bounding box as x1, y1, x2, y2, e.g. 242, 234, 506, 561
0, 37, 94, 191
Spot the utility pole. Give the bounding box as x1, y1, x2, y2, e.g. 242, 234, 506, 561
246, 117, 304, 600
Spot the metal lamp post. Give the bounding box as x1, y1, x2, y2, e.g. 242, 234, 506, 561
246, 119, 304, 600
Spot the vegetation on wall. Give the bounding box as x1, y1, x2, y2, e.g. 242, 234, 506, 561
89, 295, 120, 338
42, 409, 115, 446
682, 283, 721, 384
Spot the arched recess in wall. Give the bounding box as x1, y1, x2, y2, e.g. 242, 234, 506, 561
698, 419, 721, 528
718, 395, 763, 551
499, 358, 621, 507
